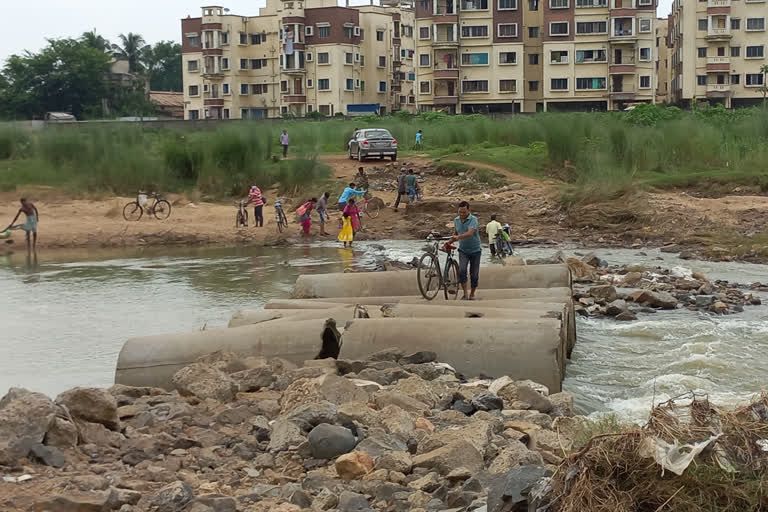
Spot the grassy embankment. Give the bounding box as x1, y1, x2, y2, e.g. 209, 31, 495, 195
2, 106, 768, 205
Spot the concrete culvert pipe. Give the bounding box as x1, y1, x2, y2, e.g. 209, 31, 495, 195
291, 264, 571, 299
228, 305, 358, 327
115, 318, 343, 390
341, 318, 566, 392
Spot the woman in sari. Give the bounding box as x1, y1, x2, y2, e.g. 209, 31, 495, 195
297, 198, 317, 236
343, 198, 361, 233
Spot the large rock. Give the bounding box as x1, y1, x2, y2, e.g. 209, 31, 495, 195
335, 451, 375, 480
56, 387, 119, 431
147, 481, 195, 512
78, 421, 125, 447
0, 388, 57, 448
487, 465, 553, 512
338, 401, 380, 427
515, 385, 554, 413
44, 417, 79, 448
337, 491, 373, 512
380, 405, 416, 440
375, 451, 413, 474
308, 423, 357, 459
588, 285, 617, 302
412, 440, 484, 475
606, 299, 628, 316
373, 391, 430, 415
487, 440, 544, 473
471, 392, 504, 412
29, 443, 66, 468
631, 290, 678, 309
390, 377, 446, 408
172, 364, 238, 402
32, 492, 111, 512
356, 434, 408, 458
419, 421, 494, 457
286, 401, 338, 431
267, 419, 305, 453
281, 375, 368, 413
230, 367, 275, 392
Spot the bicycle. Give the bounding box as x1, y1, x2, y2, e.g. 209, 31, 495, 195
361, 192, 380, 219
235, 199, 249, 228
274, 201, 288, 233
494, 232, 516, 258
417, 232, 460, 301
123, 192, 172, 221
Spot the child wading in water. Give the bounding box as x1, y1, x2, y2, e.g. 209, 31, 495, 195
338, 211, 354, 247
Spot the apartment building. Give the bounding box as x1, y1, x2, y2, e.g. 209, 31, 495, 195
669, 0, 768, 108
655, 16, 671, 103
181, 2, 416, 120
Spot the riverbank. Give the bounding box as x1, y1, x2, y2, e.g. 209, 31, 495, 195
2, 154, 768, 264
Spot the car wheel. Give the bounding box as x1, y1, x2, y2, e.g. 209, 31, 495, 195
391, 154, 397, 162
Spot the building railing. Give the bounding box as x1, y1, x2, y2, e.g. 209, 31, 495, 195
707, 27, 731, 37
707, 83, 730, 92
707, 56, 730, 64
707, 0, 731, 6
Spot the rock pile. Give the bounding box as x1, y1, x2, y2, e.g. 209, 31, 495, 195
0, 349, 580, 512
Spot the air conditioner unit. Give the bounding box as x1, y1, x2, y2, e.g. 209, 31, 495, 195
354, 26, 361, 36
305, 26, 314, 36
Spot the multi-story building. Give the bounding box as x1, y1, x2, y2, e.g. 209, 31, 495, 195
669, 0, 768, 108
655, 16, 671, 103
181, 2, 417, 120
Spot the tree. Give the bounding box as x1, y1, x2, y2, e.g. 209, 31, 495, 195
81, 30, 111, 53
112, 33, 149, 73
760, 64, 768, 108
142, 41, 182, 91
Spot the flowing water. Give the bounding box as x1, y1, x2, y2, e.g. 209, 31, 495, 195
1, 242, 766, 422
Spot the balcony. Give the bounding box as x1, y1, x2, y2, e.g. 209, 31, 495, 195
204, 99, 224, 106
283, 95, 306, 103
433, 38, 459, 47
434, 68, 459, 79
707, 56, 730, 65
391, 82, 402, 92
707, 0, 730, 5
434, 96, 459, 105
393, 59, 402, 67
610, 30, 636, 42
707, 27, 732, 40
706, 84, 731, 95
203, 68, 224, 78
282, 68, 306, 75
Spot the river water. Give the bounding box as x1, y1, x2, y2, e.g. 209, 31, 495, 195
1, 242, 766, 422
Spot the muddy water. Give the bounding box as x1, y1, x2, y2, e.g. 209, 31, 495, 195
0, 242, 766, 422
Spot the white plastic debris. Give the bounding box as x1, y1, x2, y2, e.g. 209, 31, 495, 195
2, 474, 33, 483
639, 434, 721, 476
756, 439, 768, 452
669, 266, 694, 280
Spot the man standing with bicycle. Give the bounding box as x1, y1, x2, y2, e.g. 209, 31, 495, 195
450, 201, 482, 300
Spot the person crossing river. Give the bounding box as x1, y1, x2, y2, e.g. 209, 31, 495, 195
337, 183, 365, 211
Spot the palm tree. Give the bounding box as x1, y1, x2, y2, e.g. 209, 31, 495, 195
112, 33, 149, 73
81, 30, 110, 53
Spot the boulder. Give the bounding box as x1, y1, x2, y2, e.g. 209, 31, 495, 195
412, 440, 484, 475
337, 491, 373, 512
712, 301, 728, 314
471, 392, 504, 412
286, 401, 338, 431
487, 440, 544, 473
409, 472, 441, 492
267, 419, 305, 453
32, 492, 111, 512
605, 299, 628, 316
548, 392, 574, 417
337, 401, 380, 427
615, 311, 638, 321
400, 351, 437, 365
374, 391, 430, 415
56, 387, 120, 431
356, 434, 409, 458
29, 443, 66, 468
230, 367, 275, 392
335, 451, 375, 480
376, 450, 413, 474
172, 364, 238, 402
588, 285, 617, 302
308, 423, 357, 459
0, 388, 57, 448
281, 375, 368, 413
380, 405, 416, 440
695, 295, 715, 308
566, 258, 595, 279
487, 465, 553, 512
390, 377, 446, 409
147, 481, 195, 512
631, 290, 678, 309
419, 421, 493, 456
78, 421, 125, 448
621, 272, 643, 286
515, 385, 553, 413
44, 417, 79, 448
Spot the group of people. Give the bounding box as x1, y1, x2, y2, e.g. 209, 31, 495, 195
394, 167, 421, 211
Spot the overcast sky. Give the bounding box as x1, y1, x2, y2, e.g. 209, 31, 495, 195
3, 0, 673, 65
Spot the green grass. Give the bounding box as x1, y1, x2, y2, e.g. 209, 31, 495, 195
431, 143, 549, 179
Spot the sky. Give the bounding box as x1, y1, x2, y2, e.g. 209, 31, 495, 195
2, 0, 674, 64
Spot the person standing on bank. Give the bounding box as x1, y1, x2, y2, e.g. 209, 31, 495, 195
280, 130, 290, 158
485, 214, 502, 257
450, 201, 482, 300
405, 169, 418, 202
248, 185, 265, 227
414, 129, 423, 150
316, 192, 330, 236
4, 198, 39, 250
393, 168, 407, 211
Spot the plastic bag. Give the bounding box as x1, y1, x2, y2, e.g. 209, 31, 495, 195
639, 434, 721, 476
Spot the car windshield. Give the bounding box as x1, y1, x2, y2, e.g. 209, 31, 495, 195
363, 130, 391, 139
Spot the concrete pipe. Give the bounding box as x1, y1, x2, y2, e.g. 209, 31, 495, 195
291, 264, 571, 299
115, 319, 344, 390
229, 305, 357, 327
341, 318, 566, 392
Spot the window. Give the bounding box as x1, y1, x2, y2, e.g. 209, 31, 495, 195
698, 19, 707, 31
307, 79, 314, 88
419, 54, 430, 66
188, 85, 199, 96
240, 84, 249, 95
420, 81, 431, 93
499, 79, 517, 92
377, 30, 384, 41
280, 80, 288, 93
241, 109, 249, 119
188, 110, 200, 120
222, 58, 230, 70
731, 46, 740, 57
239, 32, 248, 44
576, 21, 607, 34
550, 0, 568, 7
529, 0, 538, 9
378, 56, 386, 67
251, 84, 268, 94
550, 78, 568, 90
499, 52, 517, 64
345, 52, 353, 64
361, 55, 365, 66
529, 53, 539, 65
639, 76, 651, 88
462, 80, 489, 92
251, 59, 265, 69
731, 74, 740, 84
306, 53, 313, 62
639, 19, 651, 33
223, 108, 230, 120
529, 27, 539, 37
528, 80, 539, 91
357, 53, 361, 62
638, 0, 651, 5
746, 45, 765, 58
747, 74, 765, 86
379, 81, 387, 92
318, 25, 330, 38
576, 77, 606, 90
360, 80, 365, 91
317, 105, 330, 116
223, 83, 230, 95
746, 18, 766, 31
461, 25, 489, 37
318, 52, 330, 64
354, 26, 361, 36
697, 75, 707, 86
575, 49, 606, 63
461, 0, 489, 9
697, 47, 707, 58
639, 47, 651, 61
498, 24, 517, 37
318, 79, 330, 90
462, 53, 489, 65
203, 84, 209, 93
221, 32, 229, 45
251, 34, 261, 45
240, 59, 248, 70
307, 105, 314, 113
499, 0, 517, 8
344, 26, 354, 38
550, 22, 569, 36
419, 27, 430, 39
550, 50, 568, 64
345, 78, 354, 90
187, 60, 199, 72
575, 0, 606, 6
305, 26, 314, 36
731, 18, 740, 30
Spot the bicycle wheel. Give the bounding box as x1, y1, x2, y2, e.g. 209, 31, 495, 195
123, 202, 143, 221
276, 209, 286, 233
153, 200, 172, 220
417, 252, 442, 301
443, 258, 460, 300
365, 201, 380, 219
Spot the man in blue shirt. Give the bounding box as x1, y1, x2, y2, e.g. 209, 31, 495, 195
337, 183, 365, 211
414, 129, 423, 149
450, 201, 482, 300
